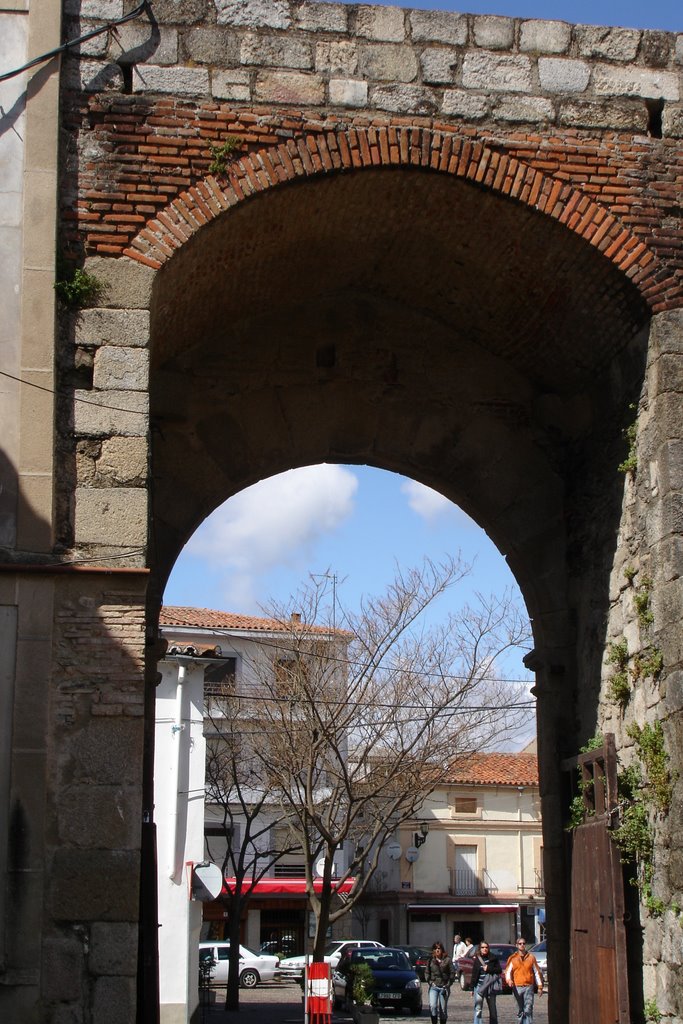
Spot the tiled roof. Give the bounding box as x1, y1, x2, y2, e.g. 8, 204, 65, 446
160, 606, 338, 635
445, 752, 538, 786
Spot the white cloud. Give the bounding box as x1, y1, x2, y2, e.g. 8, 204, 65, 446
400, 479, 474, 526
186, 465, 358, 607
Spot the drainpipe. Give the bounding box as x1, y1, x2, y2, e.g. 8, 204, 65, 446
167, 660, 187, 881
517, 787, 524, 937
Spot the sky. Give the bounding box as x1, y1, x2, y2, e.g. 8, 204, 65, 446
320, 0, 682, 32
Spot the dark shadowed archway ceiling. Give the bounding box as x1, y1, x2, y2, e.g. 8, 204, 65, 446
150, 167, 649, 621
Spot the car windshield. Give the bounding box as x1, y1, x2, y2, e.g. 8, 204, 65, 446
353, 950, 410, 970
324, 942, 346, 956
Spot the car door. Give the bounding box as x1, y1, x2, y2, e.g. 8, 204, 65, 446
214, 944, 231, 983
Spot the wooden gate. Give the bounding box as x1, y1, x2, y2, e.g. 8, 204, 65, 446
565, 735, 630, 1024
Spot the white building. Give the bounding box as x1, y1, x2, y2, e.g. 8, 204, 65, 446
353, 751, 544, 949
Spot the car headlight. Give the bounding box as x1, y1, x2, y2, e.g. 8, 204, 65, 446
406, 979, 421, 990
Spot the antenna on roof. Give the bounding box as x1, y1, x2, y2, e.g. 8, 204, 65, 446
311, 571, 338, 631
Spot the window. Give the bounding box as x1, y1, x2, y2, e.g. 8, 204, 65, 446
204, 658, 237, 697
274, 657, 308, 700
453, 797, 478, 815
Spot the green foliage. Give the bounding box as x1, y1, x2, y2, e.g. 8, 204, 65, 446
607, 639, 629, 670
607, 639, 631, 706
608, 671, 631, 706
628, 721, 671, 814
208, 135, 240, 176
618, 407, 638, 475
614, 721, 672, 918
632, 647, 664, 682
580, 734, 604, 753
624, 565, 637, 584
350, 962, 375, 1005
54, 267, 105, 309
634, 576, 654, 628
644, 998, 662, 1023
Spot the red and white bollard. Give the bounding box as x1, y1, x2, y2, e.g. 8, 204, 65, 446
304, 960, 332, 1024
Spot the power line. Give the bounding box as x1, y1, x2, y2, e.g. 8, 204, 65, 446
0, 369, 147, 416
0, 0, 148, 83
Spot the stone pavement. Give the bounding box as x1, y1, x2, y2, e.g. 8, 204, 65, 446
199, 981, 549, 1024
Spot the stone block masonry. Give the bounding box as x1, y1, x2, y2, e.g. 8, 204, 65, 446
59, 1, 683, 313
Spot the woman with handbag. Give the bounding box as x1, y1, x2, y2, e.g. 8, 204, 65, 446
471, 941, 502, 1024
424, 941, 455, 1024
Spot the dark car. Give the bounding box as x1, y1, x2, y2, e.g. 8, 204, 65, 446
333, 947, 422, 1014
457, 943, 516, 992
393, 944, 431, 980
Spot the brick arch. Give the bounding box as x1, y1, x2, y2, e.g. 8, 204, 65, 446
124, 124, 668, 308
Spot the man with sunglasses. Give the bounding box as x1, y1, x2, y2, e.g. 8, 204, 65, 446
504, 937, 544, 1024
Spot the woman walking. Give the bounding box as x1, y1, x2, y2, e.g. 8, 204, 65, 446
471, 941, 502, 1024
425, 941, 455, 1024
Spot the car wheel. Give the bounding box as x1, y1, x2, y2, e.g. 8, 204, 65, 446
460, 972, 468, 991
239, 969, 259, 988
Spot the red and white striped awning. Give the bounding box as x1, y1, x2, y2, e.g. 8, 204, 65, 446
223, 876, 356, 896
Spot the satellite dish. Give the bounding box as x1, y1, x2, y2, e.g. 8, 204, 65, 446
387, 842, 402, 861
405, 846, 420, 863
315, 857, 326, 877
192, 863, 223, 901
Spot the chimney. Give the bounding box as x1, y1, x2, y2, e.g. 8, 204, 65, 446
291, 612, 301, 624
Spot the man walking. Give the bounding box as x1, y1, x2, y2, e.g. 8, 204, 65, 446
504, 937, 544, 1024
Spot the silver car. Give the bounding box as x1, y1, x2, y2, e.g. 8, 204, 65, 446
279, 939, 384, 981
199, 941, 280, 988
528, 940, 548, 981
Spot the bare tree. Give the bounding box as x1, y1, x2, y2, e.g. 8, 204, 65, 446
203, 694, 301, 1010
242, 556, 532, 962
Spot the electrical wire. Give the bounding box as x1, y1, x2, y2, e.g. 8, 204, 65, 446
0, 0, 149, 84
0, 369, 147, 417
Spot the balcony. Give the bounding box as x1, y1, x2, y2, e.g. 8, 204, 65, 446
450, 868, 497, 897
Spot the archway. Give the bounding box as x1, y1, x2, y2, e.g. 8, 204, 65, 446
145, 156, 651, 1021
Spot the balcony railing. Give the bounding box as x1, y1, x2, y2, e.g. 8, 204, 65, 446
450, 869, 497, 896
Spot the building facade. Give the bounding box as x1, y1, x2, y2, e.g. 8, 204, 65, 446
354, 752, 543, 950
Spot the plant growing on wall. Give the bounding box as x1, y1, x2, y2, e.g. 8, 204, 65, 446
54, 266, 106, 309
617, 405, 638, 475
613, 721, 672, 917
606, 639, 631, 706
207, 135, 240, 176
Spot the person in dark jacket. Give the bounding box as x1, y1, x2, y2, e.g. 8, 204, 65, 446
424, 941, 455, 1024
471, 941, 502, 1024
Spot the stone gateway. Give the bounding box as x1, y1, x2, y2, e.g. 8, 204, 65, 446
1, 1, 682, 1021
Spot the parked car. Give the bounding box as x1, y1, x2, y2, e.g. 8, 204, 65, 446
259, 938, 297, 959
333, 947, 422, 1014
279, 939, 384, 981
198, 941, 280, 988
393, 944, 431, 980
456, 943, 517, 991
528, 940, 547, 981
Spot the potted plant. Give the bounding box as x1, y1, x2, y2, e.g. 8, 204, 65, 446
349, 962, 380, 1024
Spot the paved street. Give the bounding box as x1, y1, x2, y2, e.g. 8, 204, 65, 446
200, 980, 549, 1024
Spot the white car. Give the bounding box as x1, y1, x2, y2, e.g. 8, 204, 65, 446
529, 940, 548, 981
279, 939, 384, 981
199, 941, 280, 988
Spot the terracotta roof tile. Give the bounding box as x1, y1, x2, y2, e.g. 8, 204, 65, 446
445, 752, 538, 786
160, 605, 338, 635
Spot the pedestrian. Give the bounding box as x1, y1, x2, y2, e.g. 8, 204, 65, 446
425, 941, 455, 1024
453, 933, 469, 963
504, 936, 544, 1024
471, 940, 502, 1024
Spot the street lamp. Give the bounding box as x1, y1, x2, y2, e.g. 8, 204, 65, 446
414, 823, 429, 848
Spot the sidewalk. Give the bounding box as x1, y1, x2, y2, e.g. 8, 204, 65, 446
199, 981, 549, 1024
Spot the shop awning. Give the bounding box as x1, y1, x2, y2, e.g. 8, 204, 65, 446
223, 876, 356, 896
408, 904, 519, 914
